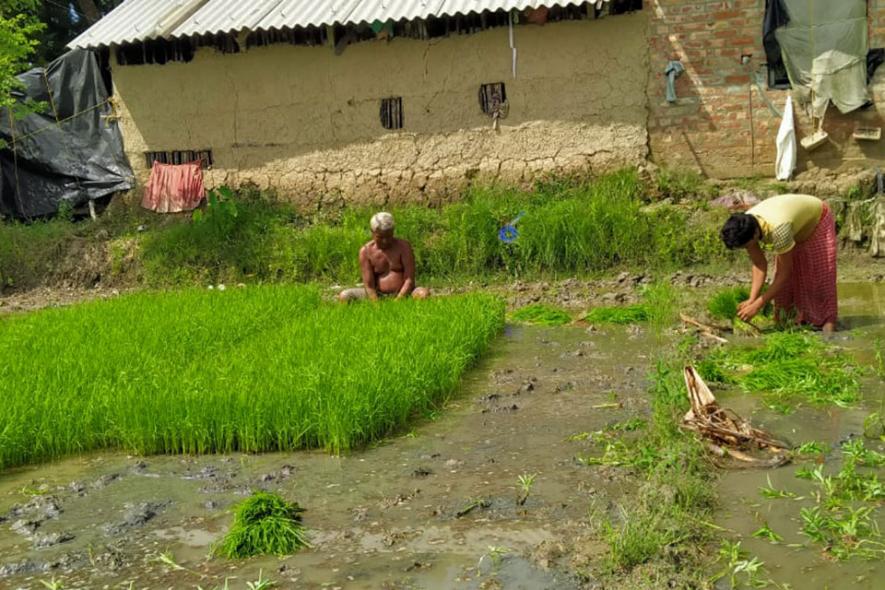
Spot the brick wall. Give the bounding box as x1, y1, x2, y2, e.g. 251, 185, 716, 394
648, 0, 885, 179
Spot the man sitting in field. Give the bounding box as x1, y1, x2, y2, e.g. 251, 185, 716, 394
338, 212, 430, 302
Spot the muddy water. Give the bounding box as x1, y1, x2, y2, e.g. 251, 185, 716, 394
0, 325, 653, 590
716, 283, 885, 590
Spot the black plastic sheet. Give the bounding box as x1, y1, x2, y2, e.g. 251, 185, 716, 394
0, 49, 132, 219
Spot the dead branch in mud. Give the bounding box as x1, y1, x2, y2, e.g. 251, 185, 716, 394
682, 366, 790, 469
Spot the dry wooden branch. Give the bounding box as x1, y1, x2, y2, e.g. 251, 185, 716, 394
682, 366, 789, 468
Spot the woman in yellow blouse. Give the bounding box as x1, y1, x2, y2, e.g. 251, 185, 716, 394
720, 194, 837, 333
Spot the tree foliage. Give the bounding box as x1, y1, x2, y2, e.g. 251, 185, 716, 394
0, 0, 44, 114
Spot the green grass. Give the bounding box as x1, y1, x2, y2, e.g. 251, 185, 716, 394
2, 170, 734, 290
0, 286, 504, 469
214, 492, 309, 559
584, 305, 649, 325
698, 332, 861, 410
509, 304, 572, 326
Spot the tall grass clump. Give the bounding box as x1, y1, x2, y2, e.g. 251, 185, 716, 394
509, 304, 572, 326
698, 332, 861, 410
0, 287, 504, 469
214, 492, 308, 559
134, 170, 730, 287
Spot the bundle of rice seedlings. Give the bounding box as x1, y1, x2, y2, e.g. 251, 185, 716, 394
584, 305, 649, 325
509, 304, 572, 326
214, 492, 309, 559
707, 287, 772, 321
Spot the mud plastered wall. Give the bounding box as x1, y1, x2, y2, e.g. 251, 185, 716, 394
649, 0, 885, 179
112, 12, 649, 207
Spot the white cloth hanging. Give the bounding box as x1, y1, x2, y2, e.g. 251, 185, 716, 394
775, 93, 797, 181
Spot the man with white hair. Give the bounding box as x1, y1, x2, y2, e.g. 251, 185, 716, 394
338, 212, 430, 302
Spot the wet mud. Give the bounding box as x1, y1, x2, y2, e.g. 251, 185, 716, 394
1, 283, 883, 590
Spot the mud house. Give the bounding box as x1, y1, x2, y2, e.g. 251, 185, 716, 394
68, 1, 885, 206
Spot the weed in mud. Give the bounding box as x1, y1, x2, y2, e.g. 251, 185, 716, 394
245, 571, 275, 590
215, 492, 308, 559
698, 332, 861, 410
794, 441, 829, 456
711, 541, 770, 589
39, 578, 64, 590
586, 364, 716, 578
759, 476, 799, 500
0, 287, 504, 469
752, 524, 784, 544
509, 304, 571, 326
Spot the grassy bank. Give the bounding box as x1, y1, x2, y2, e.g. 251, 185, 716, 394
0, 170, 734, 291
0, 286, 504, 469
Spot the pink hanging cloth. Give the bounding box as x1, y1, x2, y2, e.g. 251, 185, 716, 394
141, 161, 206, 213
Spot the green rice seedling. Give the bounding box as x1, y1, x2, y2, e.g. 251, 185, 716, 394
516, 473, 538, 506
795, 466, 816, 480
752, 523, 783, 544
214, 492, 308, 559
246, 570, 275, 590
602, 507, 674, 572
509, 304, 572, 326
478, 545, 510, 572
706, 286, 773, 322
40, 578, 64, 590
583, 305, 649, 325
698, 332, 861, 409
0, 287, 504, 469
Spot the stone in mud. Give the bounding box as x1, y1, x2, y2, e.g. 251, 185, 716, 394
92, 473, 121, 489
0, 559, 42, 577
182, 465, 219, 480
68, 481, 87, 495
33, 532, 75, 549
103, 501, 168, 535
10, 519, 40, 537
411, 467, 433, 478
9, 495, 62, 521
203, 500, 219, 510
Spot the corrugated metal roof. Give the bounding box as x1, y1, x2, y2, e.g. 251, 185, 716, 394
70, 0, 609, 49
69, 0, 208, 49
174, 0, 281, 37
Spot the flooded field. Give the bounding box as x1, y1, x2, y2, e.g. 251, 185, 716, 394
1, 283, 883, 590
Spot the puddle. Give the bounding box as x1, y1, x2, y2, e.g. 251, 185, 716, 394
715, 282, 885, 590
0, 323, 652, 589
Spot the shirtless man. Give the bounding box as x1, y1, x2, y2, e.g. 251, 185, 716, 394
338, 212, 430, 302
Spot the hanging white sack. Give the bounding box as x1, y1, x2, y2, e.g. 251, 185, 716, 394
775, 94, 797, 181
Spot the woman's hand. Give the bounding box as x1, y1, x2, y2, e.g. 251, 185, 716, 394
737, 298, 765, 322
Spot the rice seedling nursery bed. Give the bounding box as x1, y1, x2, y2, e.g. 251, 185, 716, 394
0, 286, 504, 470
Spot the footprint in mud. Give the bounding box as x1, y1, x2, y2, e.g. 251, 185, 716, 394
33, 531, 75, 549
102, 501, 169, 535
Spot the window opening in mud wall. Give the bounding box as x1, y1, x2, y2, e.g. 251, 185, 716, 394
608, 0, 643, 16
380, 97, 404, 130
145, 150, 213, 169
479, 83, 507, 115
116, 38, 195, 66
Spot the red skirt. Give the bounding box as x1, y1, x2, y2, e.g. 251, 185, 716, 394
774, 203, 838, 327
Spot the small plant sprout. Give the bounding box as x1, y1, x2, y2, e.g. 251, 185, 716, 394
246, 570, 275, 590
478, 545, 510, 572
794, 441, 829, 456
712, 540, 770, 589
155, 550, 187, 572
516, 473, 538, 506
759, 476, 798, 500
752, 523, 783, 544
40, 578, 64, 590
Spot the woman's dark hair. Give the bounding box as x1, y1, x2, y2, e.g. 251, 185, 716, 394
720, 213, 760, 250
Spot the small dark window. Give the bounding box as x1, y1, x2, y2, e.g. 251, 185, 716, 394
479, 82, 507, 115
145, 149, 213, 169
380, 97, 404, 130
608, 0, 643, 16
